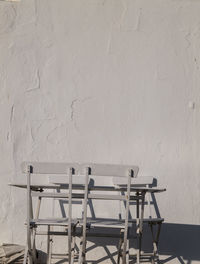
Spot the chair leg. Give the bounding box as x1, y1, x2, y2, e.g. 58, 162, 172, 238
117, 232, 123, 264
47, 226, 50, 257
138, 231, 142, 261
136, 197, 140, 264
120, 237, 130, 264
32, 229, 38, 263
122, 170, 132, 264
31, 196, 41, 264
136, 228, 143, 264
136, 235, 140, 264
78, 228, 86, 264
68, 227, 72, 264
28, 257, 33, 264
126, 239, 130, 264
150, 223, 162, 263
23, 246, 28, 264
78, 167, 89, 264
71, 225, 76, 264
47, 226, 53, 264
27, 227, 33, 264
26, 168, 33, 264
78, 226, 87, 264
78, 235, 82, 264
47, 238, 53, 264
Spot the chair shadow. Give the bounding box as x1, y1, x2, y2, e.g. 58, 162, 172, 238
47, 179, 200, 264
131, 222, 200, 264
159, 222, 200, 264
85, 222, 200, 264
37, 225, 200, 264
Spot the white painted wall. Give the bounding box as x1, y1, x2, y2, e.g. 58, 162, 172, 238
0, 0, 200, 262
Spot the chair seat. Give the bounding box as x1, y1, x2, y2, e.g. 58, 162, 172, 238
29, 217, 164, 228
30, 218, 79, 226
86, 217, 164, 228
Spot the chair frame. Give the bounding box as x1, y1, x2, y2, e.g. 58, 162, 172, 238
78, 164, 139, 264
22, 162, 84, 264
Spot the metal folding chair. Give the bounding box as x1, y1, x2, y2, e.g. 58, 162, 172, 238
78, 163, 139, 264
21, 162, 87, 264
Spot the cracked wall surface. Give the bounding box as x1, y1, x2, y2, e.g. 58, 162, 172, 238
0, 0, 200, 262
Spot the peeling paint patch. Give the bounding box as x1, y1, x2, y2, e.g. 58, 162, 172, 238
70, 99, 79, 131
7, 104, 14, 141
107, 23, 113, 54
185, 31, 191, 49
26, 69, 41, 92
70, 97, 93, 131
34, 0, 38, 26
135, 8, 142, 31
10, 104, 14, 125
119, 0, 128, 31
70, 99, 78, 122
0, 5, 17, 35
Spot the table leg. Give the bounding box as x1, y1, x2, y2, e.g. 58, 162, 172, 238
136, 192, 140, 264
71, 225, 76, 264
150, 222, 162, 263
47, 230, 53, 264
136, 191, 145, 264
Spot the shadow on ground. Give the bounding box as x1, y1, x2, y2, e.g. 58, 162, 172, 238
158, 223, 200, 264
43, 223, 200, 264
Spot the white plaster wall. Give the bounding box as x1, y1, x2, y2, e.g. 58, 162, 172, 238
0, 0, 200, 262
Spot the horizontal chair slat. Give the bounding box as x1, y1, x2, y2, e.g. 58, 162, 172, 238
31, 192, 84, 198
30, 218, 78, 226
36, 231, 127, 238
32, 217, 164, 227
31, 191, 140, 200
81, 163, 139, 177
113, 176, 154, 186
49, 175, 86, 185
21, 162, 79, 174
31, 192, 127, 200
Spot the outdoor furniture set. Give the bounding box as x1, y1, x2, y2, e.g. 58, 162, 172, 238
10, 162, 166, 264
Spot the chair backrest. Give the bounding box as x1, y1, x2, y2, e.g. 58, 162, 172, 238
21, 162, 84, 222
22, 161, 87, 186
21, 161, 79, 175
80, 163, 139, 178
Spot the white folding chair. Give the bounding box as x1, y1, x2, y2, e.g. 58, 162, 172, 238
21, 162, 87, 264
78, 163, 139, 264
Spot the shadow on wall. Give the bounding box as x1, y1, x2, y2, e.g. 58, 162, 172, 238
159, 223, 200, 264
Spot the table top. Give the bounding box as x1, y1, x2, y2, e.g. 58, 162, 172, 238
9, 183, 166, 193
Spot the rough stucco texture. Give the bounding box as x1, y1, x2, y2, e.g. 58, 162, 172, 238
0, 0, 200, 262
